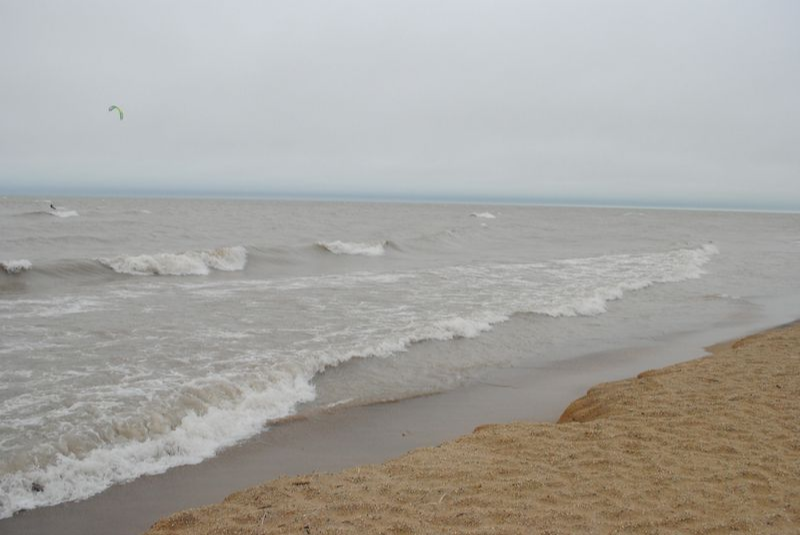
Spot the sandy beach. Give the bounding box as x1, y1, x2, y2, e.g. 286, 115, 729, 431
144, 322, 800, 534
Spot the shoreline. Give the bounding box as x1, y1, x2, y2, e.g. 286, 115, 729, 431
2, 309, 796, 535
146, 320, 800, 534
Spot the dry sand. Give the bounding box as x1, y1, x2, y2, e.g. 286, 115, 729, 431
146, 323, 800, 534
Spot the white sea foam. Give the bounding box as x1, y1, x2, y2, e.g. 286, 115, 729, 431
323, 398, 355, 410
0, 296, 108, 319
327, 313, 505, 365
535, 244, 717, 317
317, 240, 387, 256
50, 210, 79, 218
470, 212, 496, 219
0, 373, 314, 519
704, 293, 742, 301
0, 306, 515, 519
98, 246, 247, 276
0, 259, 32, 274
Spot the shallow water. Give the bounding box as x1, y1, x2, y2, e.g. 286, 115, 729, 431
1, 196, 798, 517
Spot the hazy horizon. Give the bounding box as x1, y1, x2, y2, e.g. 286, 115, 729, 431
2, 1, 798, 210
4, 186, 798, 213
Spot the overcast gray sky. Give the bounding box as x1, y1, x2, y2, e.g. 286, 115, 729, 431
1, 0, 798, 208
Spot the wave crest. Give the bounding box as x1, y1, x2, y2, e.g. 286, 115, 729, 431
316, 240, 388, 257
0, 374, 314, 519
98, 246, 247, 276
50, 210, 79, 218
0, 259, 32, 274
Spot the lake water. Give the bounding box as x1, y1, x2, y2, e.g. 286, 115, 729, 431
1, 196, 798, 518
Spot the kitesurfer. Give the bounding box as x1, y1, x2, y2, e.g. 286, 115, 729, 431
108, 105, 124, 120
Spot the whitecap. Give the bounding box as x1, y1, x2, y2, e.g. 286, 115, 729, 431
317, 240, 387, 257
98, 246, 247, 276
0, 259, 32, 274
470, 212, 496, 219
0, 296, 108, 319
50, 210, 79, 218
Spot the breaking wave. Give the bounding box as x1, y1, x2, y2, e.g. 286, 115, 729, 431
14, 210, 79, 219
0, 374, 314, 519
316, 240, 391, 257
470, 212, 496, 219
98, 246, 247, 276
50, 210, 79, 218
0, 259, 32, 275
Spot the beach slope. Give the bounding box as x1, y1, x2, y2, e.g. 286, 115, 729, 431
146, 323, 800, 534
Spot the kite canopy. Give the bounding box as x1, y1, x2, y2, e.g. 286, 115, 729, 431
108, 105, 124, 120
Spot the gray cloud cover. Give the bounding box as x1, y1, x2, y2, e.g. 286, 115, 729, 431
1, 0, 798, 208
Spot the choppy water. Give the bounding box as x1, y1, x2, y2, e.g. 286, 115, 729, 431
1, 196, 798, 518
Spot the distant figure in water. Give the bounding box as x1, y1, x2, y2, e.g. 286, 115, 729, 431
50, 203, 56, 210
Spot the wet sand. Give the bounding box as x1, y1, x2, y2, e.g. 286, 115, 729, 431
2, 316, 797, 535
145, 322, 800, 534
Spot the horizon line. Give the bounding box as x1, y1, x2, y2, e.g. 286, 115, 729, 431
1, 188, 798, 214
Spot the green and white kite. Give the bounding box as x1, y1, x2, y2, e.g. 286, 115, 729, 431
108, 105, 124, 120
